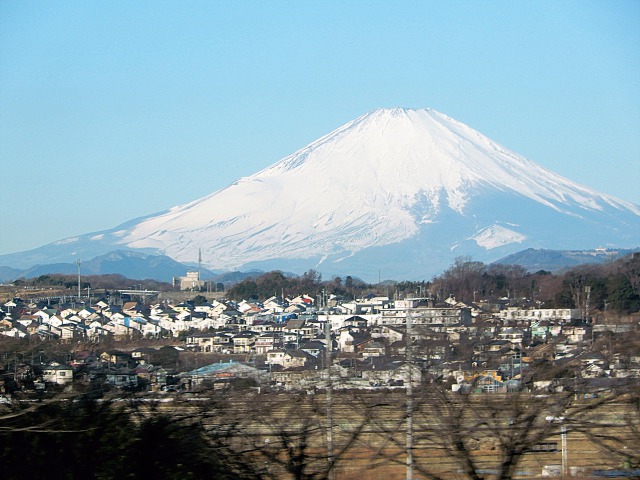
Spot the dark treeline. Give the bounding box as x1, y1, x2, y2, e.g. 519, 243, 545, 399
12, 274, 172, 292
0, 394, 258, 480
226, 253, 640, 314
430, 253, 640, 313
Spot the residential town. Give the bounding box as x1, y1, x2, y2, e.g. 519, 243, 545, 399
2, 287, 638, 396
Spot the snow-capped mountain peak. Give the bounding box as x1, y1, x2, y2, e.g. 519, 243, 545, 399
2, 108, 638, 280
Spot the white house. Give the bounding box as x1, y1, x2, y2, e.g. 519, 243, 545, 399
43, 363, 73, 385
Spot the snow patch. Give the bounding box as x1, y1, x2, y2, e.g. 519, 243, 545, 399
55, 237, 79, 245
471, 225, 526, 250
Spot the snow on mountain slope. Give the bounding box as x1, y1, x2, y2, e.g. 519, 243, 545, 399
1, 108, 638, 280
121, 108, 639, 273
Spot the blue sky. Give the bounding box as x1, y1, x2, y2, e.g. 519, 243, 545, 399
1, 0, 639, 255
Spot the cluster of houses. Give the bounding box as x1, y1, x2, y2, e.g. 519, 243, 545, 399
1, 292, 638, 394
1, 346, 174, 394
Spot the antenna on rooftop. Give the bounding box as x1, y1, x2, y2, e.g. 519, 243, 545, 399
198, 248, 202, 286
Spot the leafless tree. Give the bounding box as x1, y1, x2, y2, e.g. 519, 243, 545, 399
569, 385, 640, 470
187, 388, 386, 480
616, 252, 640, 295
363, 376, 639, 480
0, 388, 262, 479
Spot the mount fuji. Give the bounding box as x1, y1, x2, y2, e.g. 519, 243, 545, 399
2, 108, 639, 281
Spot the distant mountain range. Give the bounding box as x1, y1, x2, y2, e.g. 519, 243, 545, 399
1, 108, 638, 281
1, 247, 636, 285
0, 249, 274, 287
0, 251, 210, 284
493, 247, 640, 273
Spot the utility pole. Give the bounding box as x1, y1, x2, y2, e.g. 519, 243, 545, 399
198, 248, 202, 288
561, 424, 568, 476
584, 286, 591, 322
76, 259, 81, 301
406, 309, 414, 480
546, 416, 568, 476
325, 318, 335, 479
